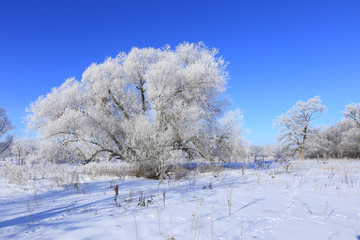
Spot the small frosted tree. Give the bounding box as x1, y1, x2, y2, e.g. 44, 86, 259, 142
274, 96, 327, 160
0, 108, 14, 157
344, 103, 360, 128
27, 42, 246, 178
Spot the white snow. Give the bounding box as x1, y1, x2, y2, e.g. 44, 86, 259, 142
0, 160, 359, 239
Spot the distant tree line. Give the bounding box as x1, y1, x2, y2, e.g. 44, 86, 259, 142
273, 98, 360, 159
306, 103, 360, 159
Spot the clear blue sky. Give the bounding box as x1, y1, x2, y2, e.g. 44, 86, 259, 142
1, 0, 359, 145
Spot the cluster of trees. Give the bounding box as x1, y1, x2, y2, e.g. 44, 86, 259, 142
273, 96, 360, 159
307, 104, 360, 159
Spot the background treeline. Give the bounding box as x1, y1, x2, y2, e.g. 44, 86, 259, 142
249, 103, 360, 160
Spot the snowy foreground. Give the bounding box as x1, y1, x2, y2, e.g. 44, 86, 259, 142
0, 160, 359, 240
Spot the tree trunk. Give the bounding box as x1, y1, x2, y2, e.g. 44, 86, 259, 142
300, 149, 305, 160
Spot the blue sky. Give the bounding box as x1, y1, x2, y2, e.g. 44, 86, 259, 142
1, 0, 359, 145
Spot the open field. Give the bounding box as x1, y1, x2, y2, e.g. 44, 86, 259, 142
0, 159, 359, 240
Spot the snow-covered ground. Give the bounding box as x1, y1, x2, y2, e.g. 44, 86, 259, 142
0, 160, 359, 240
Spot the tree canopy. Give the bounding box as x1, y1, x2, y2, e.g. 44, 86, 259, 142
274, 96, 327, 160
27, 42, 246, 177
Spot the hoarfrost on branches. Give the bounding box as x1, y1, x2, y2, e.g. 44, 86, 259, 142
274, 96, 327, 160
344, 103, 360, 128
27, 42, 246, 178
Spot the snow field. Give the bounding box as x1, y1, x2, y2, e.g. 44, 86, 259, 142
0, 159, 359, 239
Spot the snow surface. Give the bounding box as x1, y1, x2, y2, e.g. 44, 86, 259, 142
0, 160, 359, 239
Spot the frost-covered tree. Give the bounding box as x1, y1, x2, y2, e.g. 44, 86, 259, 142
27, 42, 246, 178
0, 108, 14, 157
274, 96, 327, 160
344, 103, 360, 128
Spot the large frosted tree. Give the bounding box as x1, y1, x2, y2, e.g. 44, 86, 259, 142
27, 42, 246, 178
274, 96, 327, 160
